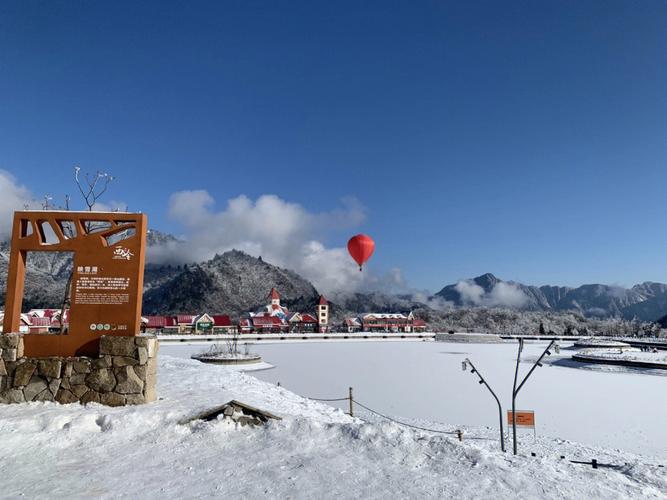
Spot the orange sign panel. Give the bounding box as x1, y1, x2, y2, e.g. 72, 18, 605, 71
507, 410, 535, 428
2, 211, 147, 357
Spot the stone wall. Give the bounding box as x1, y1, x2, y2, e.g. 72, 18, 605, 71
0, 334, 158, 406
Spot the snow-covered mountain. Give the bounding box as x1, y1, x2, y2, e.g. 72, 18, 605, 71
434, 273, 667, 320
142, 250, 320, 316
0, 230, 321, 316
4, 228, 667, 322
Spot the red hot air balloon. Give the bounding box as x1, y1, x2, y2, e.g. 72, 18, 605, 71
347, 234, 375, 271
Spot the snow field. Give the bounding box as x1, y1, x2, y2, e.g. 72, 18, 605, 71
0, 354, 664, 498
180, 340, 667, 458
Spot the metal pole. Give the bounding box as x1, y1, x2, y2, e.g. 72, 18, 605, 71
511, 338, 523, 455
514, 340, 555, 395
512, 339, 555, 455
349, 387, 354, 417
464, 358, 505, 452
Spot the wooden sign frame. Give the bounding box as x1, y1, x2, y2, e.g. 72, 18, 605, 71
2, 211, 147, 357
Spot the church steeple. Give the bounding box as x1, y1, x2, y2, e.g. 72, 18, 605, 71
268, 288, 281, 308
317, 295, 329, 332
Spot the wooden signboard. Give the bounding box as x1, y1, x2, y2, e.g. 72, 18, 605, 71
2, 211, 147, 357
507, 410, 535, 428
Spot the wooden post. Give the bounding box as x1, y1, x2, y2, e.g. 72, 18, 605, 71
348, 387, 354, 417
592, 459, 598, 469
456, 430, 463, 442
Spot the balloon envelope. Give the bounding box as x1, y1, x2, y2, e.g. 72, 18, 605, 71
347, 234, 375, 270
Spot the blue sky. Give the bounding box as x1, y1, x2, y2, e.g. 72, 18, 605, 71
1, 1, 666, 292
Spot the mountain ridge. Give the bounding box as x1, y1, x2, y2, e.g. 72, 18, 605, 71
3, 229, 667, 322
434, 273, 667, 320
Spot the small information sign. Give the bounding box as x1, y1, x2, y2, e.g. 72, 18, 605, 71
507, 410, 535, 428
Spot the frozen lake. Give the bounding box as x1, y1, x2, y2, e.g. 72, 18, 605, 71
162, 340, 667, 459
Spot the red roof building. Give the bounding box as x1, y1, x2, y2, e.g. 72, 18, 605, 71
251, 314, 287, 333
28, 316, 51, 333
176, 314, 195, 325
213, 315, 232, 327
143, 316, 167, 330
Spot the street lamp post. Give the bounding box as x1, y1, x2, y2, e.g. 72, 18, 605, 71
462, 358, 505, 452
511, 338, 557, 455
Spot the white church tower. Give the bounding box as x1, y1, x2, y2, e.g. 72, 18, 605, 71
317, 295, 329, 332
269, 288, 281, 309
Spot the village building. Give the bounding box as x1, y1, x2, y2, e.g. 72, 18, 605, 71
344, 317, 362, 333
0, 309, 76, 334
192, 313, 215, 333
240, 289, 330, 334
343, 312, 427, 333
286, 312, 318, 333
412, 319, 427, 332
141, 315, 168, 333
0, 311, 31, 333
175, 314, 196, 334
211, 315, 236, 334
317, 295, 329, 332
141, 313, 237, 334
249, 314, 286, 333
28, 316, 51, 334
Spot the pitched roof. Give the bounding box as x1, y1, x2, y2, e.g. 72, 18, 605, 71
177, 315, 195, 324
28, 309, 59, 318
318, 295, 328, 305
413, 319, 427, 327
268, 288, 280, 300
145, 316, 167, 328
252, 315, 284, 326
362, 313, 407, 320
194, 313, 214, 324
300, 313, 317, 323
30, 317, 51, 327
212, 315, 232, 327
286, 312, 301, 322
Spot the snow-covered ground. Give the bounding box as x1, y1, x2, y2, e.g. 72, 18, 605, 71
164, 340, 667, 458
573, 339, 633, 349
575, 348, 667, 364
0, 353, 665, 499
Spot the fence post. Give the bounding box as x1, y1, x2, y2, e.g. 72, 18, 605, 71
348, 387, 354, 417
592, 459, 598, 469
456, 430, 463, 442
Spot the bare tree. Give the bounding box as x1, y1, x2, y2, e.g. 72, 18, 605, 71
74, 166, 114, 211
56, 167, 115, 334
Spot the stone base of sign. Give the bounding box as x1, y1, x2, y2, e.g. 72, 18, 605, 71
0, 334, 158, 406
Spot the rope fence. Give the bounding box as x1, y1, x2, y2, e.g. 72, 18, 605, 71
304, 387, 665, 469
308, 391, 494, 441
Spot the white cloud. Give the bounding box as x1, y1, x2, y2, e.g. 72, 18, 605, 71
148, 191, 376, 294
487, 282, 528, 308
408, 291, 455, 311
454, 280, 528, 308
0, 170, 33, 239
455, 280, 485, 305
